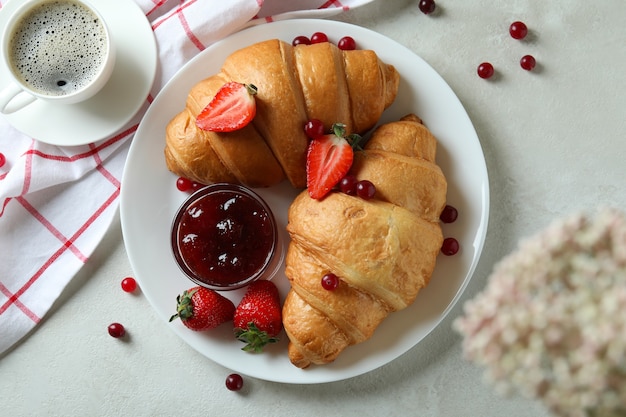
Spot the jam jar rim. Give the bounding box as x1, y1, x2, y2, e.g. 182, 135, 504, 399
170, 182, 280, 291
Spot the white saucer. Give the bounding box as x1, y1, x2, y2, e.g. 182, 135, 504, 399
0, 0, 157, 146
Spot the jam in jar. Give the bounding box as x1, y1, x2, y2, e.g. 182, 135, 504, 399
171, 183, 281, 290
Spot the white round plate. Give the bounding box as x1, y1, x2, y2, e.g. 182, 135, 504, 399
0, 0, 157, 146
121, 19, 489, 384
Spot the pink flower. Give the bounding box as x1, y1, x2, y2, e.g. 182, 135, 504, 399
454, 208, 626, 417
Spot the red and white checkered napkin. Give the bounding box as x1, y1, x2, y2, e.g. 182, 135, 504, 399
0, 0, 373, 355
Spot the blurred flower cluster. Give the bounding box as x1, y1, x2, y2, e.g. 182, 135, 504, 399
454, 208, 626, 417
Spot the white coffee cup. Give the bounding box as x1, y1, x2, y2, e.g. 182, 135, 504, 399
0, 0, 116, 114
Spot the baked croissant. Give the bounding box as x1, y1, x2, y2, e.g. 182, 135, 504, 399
283, 114, 447, 368
164, 39, 400, 188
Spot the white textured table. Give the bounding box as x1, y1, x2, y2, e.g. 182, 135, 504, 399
2, 1, 625, 415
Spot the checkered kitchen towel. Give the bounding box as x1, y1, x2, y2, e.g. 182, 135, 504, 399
0, 0, 374, 355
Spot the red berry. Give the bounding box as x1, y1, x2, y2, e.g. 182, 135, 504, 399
477, 62, 495, 79
321, 273, 339, 291
225, 373, 244, 391
339, 175, 358, 195
440, 205, 458, 223
176, 177, 193, 192
441, 237, 460, 256
418, 0, 436, 14
356, 180, 376, 200
304, 119, 325, 139
121, 277, 137, 293
292, 35, 310, 46
191, 181, 203, 192
108, 323, 126, 338
310, 32, 329, 44
509, 21, 528, 40
0, 153, 5, 168
338, 36, 356, 50
520, 54, 536, 71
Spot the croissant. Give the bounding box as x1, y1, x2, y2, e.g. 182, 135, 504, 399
282, 114, 447, 368
164, 39, 400, 188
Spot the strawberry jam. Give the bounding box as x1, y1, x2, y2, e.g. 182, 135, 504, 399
172, 184, 279, 290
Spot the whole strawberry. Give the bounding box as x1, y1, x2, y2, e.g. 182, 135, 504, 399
170, 286, 235, 331
234, 280, 282, 352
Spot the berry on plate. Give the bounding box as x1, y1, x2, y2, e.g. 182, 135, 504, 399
306, 123, 362, 200
233, 280, 282, 352
170, 287, 235, 331
196, 82, 257, 132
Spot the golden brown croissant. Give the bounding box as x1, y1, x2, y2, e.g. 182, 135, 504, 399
283, 114, 447, 368
164, 39, 399, 188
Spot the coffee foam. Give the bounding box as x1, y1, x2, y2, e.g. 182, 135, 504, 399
8, 1, 107, 96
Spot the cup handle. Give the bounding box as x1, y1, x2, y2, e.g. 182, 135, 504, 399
0, 82, 37, 114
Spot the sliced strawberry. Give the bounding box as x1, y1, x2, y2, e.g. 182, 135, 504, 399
306, 124, 357, 200
169, 286, 235, 331
196, 82, 257, 132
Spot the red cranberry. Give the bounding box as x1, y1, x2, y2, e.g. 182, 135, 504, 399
477, 62, 495, 79
176, 177, 193, 192
121, 277, 137, 293
108, 323, 126, 338
225, 373, 244, 391
418, 0, 436, 14
292, 36, 311, 46
339, 175, 358, 195
0, 153, 6, 168
310, 32, 329, 44
191, 181, 203, 192
338, 36, 356, 50
321, 273, 339, 291
356, 180, 376, 200
440, 205, 458, 223
509, 21, 528, 40
304, 119, 325, 139
520, 54, 536, 71
441, 238, 460, 256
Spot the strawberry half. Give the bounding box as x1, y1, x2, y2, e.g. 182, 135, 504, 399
196, 82, 257, 132
170, 286, 235, 332
306, 123, 361, 200
233, 280, 282, 353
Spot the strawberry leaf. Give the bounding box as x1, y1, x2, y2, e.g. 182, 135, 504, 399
234, 322, 279, 353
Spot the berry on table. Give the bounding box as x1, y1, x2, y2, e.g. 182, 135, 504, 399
310, 32, 329, 44
321, 273, 339, 291
418, 0, 436, 15
477, 62, 495, 79
121, 277, 137, 293
0, 153, 6, 168
441, 237, 460, 256
520, 54, 536, 71
509, 21, 528, 40
225, 373, 244, 391
338, 36, 356, 50
108, 323, 126, 338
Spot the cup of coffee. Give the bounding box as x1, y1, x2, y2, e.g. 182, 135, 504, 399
0, 0, 116, 114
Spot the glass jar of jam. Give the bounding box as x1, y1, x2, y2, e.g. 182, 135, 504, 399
171, 183, 283, 290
